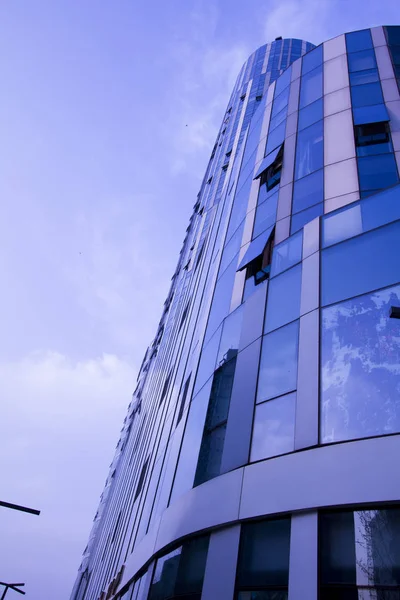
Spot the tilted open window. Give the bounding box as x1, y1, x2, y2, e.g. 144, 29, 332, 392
254, 144, 284, 192
237, 226, 275, 286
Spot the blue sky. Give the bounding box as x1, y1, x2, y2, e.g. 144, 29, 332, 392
0, 1, 398, 598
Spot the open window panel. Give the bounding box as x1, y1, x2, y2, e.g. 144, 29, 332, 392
354, 121, 392, 157
237, 226, 275, 301
254, 144, 284, 193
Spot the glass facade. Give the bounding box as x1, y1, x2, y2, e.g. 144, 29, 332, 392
71, 26, 400, 600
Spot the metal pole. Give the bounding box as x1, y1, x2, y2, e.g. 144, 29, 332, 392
1, 585, 9, 600
0, 501, 40, 516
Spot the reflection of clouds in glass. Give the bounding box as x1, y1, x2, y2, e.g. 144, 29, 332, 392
251, 393, 295, 461
321, 285, 400, 443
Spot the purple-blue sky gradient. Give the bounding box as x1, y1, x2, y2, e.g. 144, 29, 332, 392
0, 1, 398, 598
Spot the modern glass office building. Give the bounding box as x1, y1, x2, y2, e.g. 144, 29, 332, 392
71, 26, 400, 600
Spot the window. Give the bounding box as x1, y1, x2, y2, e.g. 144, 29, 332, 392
358, 154, 399, 197
302, 44, 323, 75
134, 457, 149, 501
176, 375, 191, 425
271, 231, 303, 277
264, 264, 302, 333
291, 202, 323, 235
348, 48, 377, 72
244, 229, 275, 288
253, 191, 278, 238
260, 146, 284, 191
320, 508, 400, 599
298, 97, 323, 131
257, 320, 299, 402
350, 81, 384, 107
251, 392, 296, 461
346, 28, 373, 53
295, 119, 323, 180
235, 518, 291, 599
149, 535, 209, 600
299, 64, 323, 108
179, 302, 190, 331
321, 284, 400, 444
194, 356, 237, 486
292, 169, 323, 214
349, 67, 379, 86
355, 122, 392, 156
159, 372, 172, 406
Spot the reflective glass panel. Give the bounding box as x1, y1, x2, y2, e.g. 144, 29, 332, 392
271, 86, 290, 119
265, 264, 302, 332
216, 306, 243, 365
292, 169, 323, 213
219, 219, 245, 274
321, 285, 400, 443
291, 203, 323, 235
257, 321, 299, 402
271, 231, 303, 277
322, 184, 400, 248
348, 48, 377, 72
299, 64, 323, 108
274, 65, 292, 96
298, 98, 323, 131
295, 120, 323, 179
236, 518, 291, 590
266, 120, 286, 155
320, 508, 400, 597
302, 44, 323, 75
350, 81, 383, 107
322, 220, 400, 306
349, 67, 379, 85
253, 192, 278, 238
355, 122, 392, 157
204, 260, 237, 343
358, 154, 399, 194
251, 393, 296, 461
346, 29, 373, 53
149, 536, 209, 600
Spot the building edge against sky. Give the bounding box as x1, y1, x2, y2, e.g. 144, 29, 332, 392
71, 26, 400, 600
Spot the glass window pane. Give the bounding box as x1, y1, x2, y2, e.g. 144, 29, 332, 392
292, 169, 324, 213
266, 120, 286, 154
295, 120, 323, 179
291, 203, 323, 234
271, 231, 303, 277
358, 154, 399, 193
265, 264, 302, 332
346, 29, 373, 53
320, 507, 400, 596
237, 519, 291, 588
219, 219, 245, 274
322, 220, 400, 306
253, 192, 278, 238
321, 285, 400, 443
204, 260, 237, 343
302, 45, 323, 75
150, 547, 182, 600
350, 81, 383, 107
251, 393, 296, 461
238, 592, 288, 600
299, 64, 323, 108
175, 536, 209, 595
323, 203, 363, 247
274, 65, 292, 96
348, 48, 377, 72
217, 306, 243, 365
195, 423, 227, 485
349, 67, 379, 85
271, 86, 290, 118
257, 321, 299, 402
298, 98, 323, 131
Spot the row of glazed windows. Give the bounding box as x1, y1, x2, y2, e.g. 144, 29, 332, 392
117, 506, 400, 600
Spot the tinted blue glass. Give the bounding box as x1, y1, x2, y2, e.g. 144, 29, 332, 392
269, 106, 288, 131
291, 203, 323, 234
322, 185, 400, 248
298, 98, 323, 131
321, 285, 400, 443
299, 64, 323, 108
251, 393, 296, 461
266, 120, 286, 154
350, 82, 383, 107
204, 260, 237, 343
302, 45, 323, 75
346, 29, 373, 53
216, 306, 243, 365
265, 264, 302, 332
271, 231, 303, 276
295, 120, 323, 179
321, 220, 400, 306
349, 68, 379, 86
219, 219, 245, 274
227, 173, 253, 240
385, 26, 400, 45
358, 154, 399, 193
271, 86, 290, 118
292, 169, 323, 213
348, 48, 377, 72
274, 66, 292, 96
258, 178, 280, 204
253, 192, 278, 238
193, 326, 222, 395
353, 103, 389, 126
257, 321, 299, 402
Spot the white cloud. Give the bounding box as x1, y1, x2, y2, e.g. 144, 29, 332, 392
263, 0, 336, 46
0, 351, 135, 600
